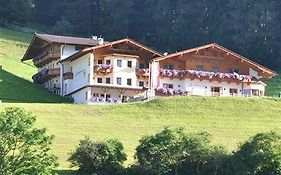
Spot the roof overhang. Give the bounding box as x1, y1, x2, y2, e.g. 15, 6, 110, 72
60, 38, 163, 63
154, 43, 277, 78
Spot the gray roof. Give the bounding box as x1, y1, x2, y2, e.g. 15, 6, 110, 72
36, 33, 99, 46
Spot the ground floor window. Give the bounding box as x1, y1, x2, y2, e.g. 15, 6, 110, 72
117, 77, 122, 85
163, 83, 173, 89
252, 89, 260, 96
97, 78, 102, 83
211, 87, 221, 96
106, 78, 111, 84
229, 88, 238, 95
139, 81, 144, 87
127, 78, 132, 86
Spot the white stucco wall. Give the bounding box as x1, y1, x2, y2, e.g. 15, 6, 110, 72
63, 53, 92, 95
159, 77, 244, 96
61, 45, 78, 60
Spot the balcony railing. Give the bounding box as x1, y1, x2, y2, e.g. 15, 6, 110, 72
136, 68, 150, 77
63, 72, 73, 80
160, 69, 252, 82
94, 64, 113, 75
32, 68, 60, 83
33, 51, 60, 66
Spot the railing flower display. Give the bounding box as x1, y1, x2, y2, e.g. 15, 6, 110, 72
160, 69, 252, 81
32, 68, 48, 81
156, 87, 188, 95
96, 64, 112, 71
137, 68, 150, 74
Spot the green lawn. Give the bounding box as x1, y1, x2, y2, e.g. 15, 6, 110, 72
1, 27, 281, 175
0, 27, 70, 103
2, 97, 281, 173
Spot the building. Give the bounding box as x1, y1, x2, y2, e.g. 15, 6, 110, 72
22, 33, 104, 95
22, 34, 276, 104
59, 39, 162, 104
150, 43, 276, 97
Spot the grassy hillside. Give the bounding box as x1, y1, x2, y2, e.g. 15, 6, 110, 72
0, 27, 70, 103
2, 97, 281, 172
1, 27, 281, 175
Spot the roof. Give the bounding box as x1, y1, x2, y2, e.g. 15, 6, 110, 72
35, 33, 99, 45
155, 43, 277, 78
60, 38, 162, 63
22, 33, 101, 61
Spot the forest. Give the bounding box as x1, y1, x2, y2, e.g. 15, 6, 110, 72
1, 0, 281, 70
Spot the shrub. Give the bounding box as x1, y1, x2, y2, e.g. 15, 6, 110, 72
229, 131, 281, 175
0, 107, 58, 175
69, 138, 127, 175
134, 127, 228, 175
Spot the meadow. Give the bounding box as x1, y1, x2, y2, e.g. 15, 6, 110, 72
1, 27, 281, 174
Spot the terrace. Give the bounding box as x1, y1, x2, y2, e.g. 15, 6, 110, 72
160, 69, 252, 83
32, 68, 60, 83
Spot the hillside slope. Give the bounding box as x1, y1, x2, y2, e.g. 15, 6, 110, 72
3, 97, 281, 170
0, 27, 70, 103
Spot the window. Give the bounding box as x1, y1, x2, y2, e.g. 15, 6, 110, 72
97, 78, 102, 83
88, 58, 90, 66
106, 60, 111, 65
127, 61, 132, 68
229, 88, 238, 95
117, 60, 122, 67
211, 67, 220, 73
196, 65, 204, 71
139, 81, 144, 87
70, 66, 73, 72
163, 83, 173, 89
117, 77, 122, 85
87, 74, 90, 83
85, 91, 88, 100
127, 78, 132, 86
98, 60, 103, 64
93, 93, 99, 97
106, 78, 111, 84
163, 64, 174, 70
229, 68, 239, 74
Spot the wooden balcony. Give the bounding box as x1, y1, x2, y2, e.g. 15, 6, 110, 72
33, 51, 60, 67
32, 68, 60, 84
64, 72, 73, 80
94, 64, 113, 75
136, 68, 150, 78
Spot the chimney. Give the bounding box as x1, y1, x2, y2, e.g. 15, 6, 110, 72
98, 37, 104, 45
91, 35, 98, 40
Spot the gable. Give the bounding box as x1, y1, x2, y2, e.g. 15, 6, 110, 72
156, 43, 277, 78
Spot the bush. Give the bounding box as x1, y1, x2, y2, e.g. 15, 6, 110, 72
134, 127, 228, 175
229, 131, 281, 175
0, 107, 58, 175
69, 138, 127, 175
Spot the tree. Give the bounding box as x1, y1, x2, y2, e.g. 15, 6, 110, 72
230, 131, 281, 175
0, 107, 58, 175
69, 138, 127, 175
135, 127, 228, 175
0, 0, 34, 24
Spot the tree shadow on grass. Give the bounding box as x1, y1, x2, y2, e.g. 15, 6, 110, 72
0, 69, 71, 103
55, 170, 90, 175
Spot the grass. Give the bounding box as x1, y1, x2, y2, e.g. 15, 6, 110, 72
0, 27, 70, 103
2, 97, 281, 172
0, 27, 281, 174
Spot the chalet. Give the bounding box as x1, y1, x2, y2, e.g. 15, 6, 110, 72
150, 43, 276, 97
21, 33, 104, 95
22, 34, 276, 104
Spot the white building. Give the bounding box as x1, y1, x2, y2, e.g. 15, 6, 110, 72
22, 34, 276, 104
